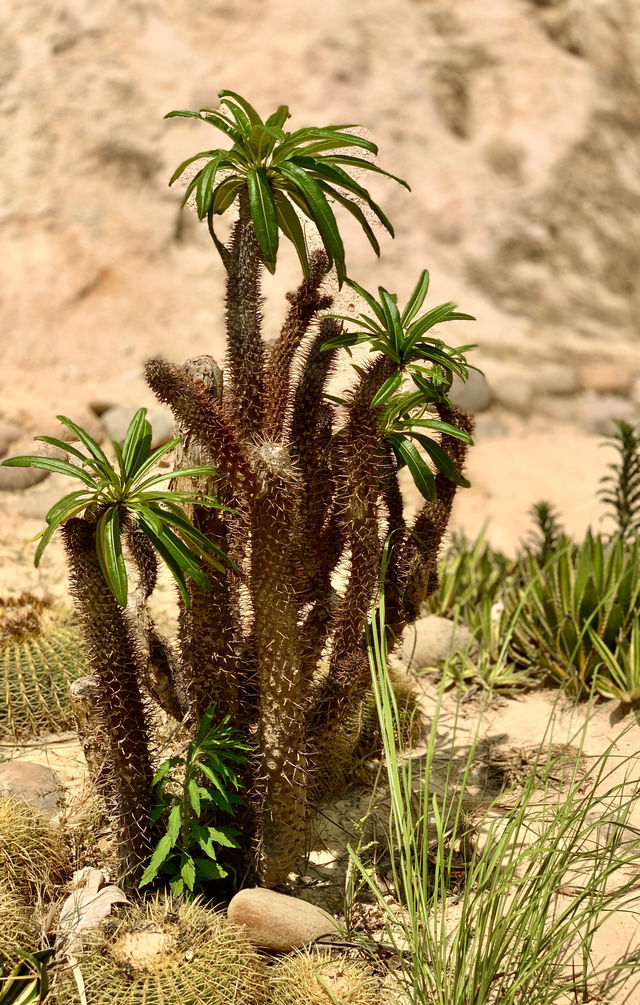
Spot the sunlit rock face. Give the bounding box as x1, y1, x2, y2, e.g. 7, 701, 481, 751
2, 0, 640, 419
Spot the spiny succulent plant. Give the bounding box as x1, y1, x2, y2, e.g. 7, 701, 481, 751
0, 593, 88, 740
2, 90, 475, 893
0, 796, 70, 902
0, 890, 40, 976
147, 91, 475, 887
267, 949, 381, 1005
3, 408, 233, 886
51, 895, 266, 1005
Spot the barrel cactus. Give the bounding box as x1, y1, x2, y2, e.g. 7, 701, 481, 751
0, 796, 70, 902
0, 890, 40, 976
51, 896, 266, 1005
267, 949, 381, 1005
0, 593, 88, 739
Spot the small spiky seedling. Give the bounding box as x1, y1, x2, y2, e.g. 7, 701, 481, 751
598, 419, 640, 541
52, 896, 266, 1005
267, 949, 380, 1005
0, 593, 88, 739
0, 890, 40, 975
0, 796, 70, 902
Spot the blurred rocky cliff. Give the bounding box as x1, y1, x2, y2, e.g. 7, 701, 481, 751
1, 0, 639, 430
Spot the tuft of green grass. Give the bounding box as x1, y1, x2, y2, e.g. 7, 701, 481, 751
349, 547, 640, 1004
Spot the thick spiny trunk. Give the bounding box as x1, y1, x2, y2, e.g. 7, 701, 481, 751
62, 517, 154, 889
250, 459, 306, 886
225, 189, 265, 439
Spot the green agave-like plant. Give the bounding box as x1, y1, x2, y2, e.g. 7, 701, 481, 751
2, 410, 233, 885
507, 531, 640, 699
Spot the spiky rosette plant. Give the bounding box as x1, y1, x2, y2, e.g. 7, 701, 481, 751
143, 89, 476, 887
0, 593, 88, 739
2, 410, 234, 887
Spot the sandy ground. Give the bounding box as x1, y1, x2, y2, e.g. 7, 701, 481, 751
0, 375, 637, 1002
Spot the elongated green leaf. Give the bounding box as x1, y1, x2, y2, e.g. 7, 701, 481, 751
379, 288, 404, 358
218, 100, 251, 135
290, 156, 395, 236
265, 104, 290, 130
247, 167, 279, 269
410, 432, 470, 487
277, 162, 345, 284
125, 437, 182, 486
315, 180, 380, 256
142, 505, 234, 572
180, 854, 196, 891
396, 417, 473, 444
34, 491, 94, 565
169, 149, 221, 186
96, 507, 128, 606
371, 369, 403, 408
34, 435, 97, 467
56, 414, 113, 472
1, 455, 97, 488
219, 90, 262, 124
187, 778, 201, 817
195, 156, 224, 219
319, 330, 368, 352
167, 804, 182, 846
271, 128, 376, 165
194, 857, 227, 880
139, 832, 174, 886
136, 465, 219, 493
153, 525, 211, 588
44, 489, 93, 528
121, 408, 151, 480
407, 303, 474, 344
211, 176, 242, 216
401, 270, 430, 325
137, 520, 191, 607
323, 153, 410, 190
170, 108, 243, 146
345, 278, 388, 326
205, 824, 242, 848
387, 433, 436, 500
273, 190, 310, 277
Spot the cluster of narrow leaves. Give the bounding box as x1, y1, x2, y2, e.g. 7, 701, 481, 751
1, 409, 235, 607
140, 706, 249, 898
324, 270, 475, 499
0, 947, 53, 1005
167, 88, 408, 283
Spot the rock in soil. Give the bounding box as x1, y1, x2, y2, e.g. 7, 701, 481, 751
227, 887, 342, 951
